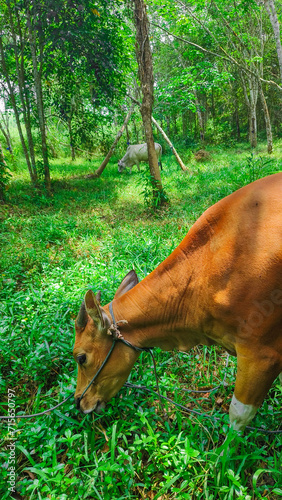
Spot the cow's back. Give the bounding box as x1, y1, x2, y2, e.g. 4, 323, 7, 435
187, 173, 282, 343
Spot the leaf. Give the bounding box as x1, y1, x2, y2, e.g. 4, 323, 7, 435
17, 445, 36, 467
252, 468, 272, 492
273, 488, 282, 495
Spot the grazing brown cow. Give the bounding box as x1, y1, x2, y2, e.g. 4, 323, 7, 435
74, 173, 282, 431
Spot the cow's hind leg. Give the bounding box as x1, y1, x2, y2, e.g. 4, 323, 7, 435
229, 395, 257, 431
230, 350, 282, 431
279, 372, 282, 385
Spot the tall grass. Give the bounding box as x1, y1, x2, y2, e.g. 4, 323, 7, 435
1, 140, 282, 499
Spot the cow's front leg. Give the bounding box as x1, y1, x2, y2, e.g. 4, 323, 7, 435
135, 161, 140, 172
230, 350, 281, 431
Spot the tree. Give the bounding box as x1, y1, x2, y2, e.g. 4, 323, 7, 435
0, 0, 132, 188
263, 0, 282, 84
134, 0, 165, 206
150, 0, 277, 152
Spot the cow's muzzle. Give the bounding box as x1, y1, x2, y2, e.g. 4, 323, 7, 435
75, 394, 106, 414
118, 161, 124, 173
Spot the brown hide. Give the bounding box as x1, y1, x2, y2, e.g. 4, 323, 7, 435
73, 173, 282, 427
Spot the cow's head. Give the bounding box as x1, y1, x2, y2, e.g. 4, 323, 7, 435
118, 160, 126, 173
73, 271, 139, 414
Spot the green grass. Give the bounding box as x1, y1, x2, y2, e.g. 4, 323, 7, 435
1, 140, 282, 499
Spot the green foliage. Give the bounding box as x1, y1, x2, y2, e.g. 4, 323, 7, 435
137, 170, 169, 209
0, 0, 134, 182
0, 158, 11, 201
0, 141, 282, 499
150, 0, 282, 147
245, 153, 275, 183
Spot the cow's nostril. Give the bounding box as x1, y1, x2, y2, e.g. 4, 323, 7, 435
75, 396, 81, 410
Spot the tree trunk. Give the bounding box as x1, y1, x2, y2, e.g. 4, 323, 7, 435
0, 116, 16, 171
233, 94, 240, 141
0, 118, 12, 154
182, 110, 188, 138
264, 0, 282, 84
9, 0, 37, 176
125, 124, 130, 144
249, 104, 257, 148
87, 104, 135, 178
0, 142, 7, 166
241, 72, 258, 148
134, 0, 164, 205
194, 89, 205, 142
26, 8, 50, 192
0, 37, 37, 185
68, 120, 75, 160
0, 141, 8, 202
258, 80, 273, 154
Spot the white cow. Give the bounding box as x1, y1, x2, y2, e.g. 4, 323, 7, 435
118, 143, 162, 173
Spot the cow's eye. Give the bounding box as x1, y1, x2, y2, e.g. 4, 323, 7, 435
77, 354, 86, 365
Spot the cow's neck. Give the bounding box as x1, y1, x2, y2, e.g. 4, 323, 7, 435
107, 228, 213, 352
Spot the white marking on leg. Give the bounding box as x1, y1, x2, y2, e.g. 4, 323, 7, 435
229, 394, 257, 431
279, 373, 282, 385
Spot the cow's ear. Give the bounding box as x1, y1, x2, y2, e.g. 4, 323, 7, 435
84, 290, 111, 333
114, 270, 139, 299
75, 301, 88, 330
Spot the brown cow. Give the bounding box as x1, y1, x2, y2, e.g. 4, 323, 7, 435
73, 173, 282, 431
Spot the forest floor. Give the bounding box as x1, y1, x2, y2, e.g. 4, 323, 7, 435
1, 140, 282, 499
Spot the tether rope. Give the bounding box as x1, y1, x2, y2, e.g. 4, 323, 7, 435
1, 352, 281, 434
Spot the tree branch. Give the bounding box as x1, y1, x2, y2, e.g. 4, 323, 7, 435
151, 21, 282, 92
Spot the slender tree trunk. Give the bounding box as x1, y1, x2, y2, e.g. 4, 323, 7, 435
233, 92, 241, 141
134, 0, 164, 205
0, 115, 16, 171
0, 118, 12, 154
68, 120, 75, 160
26, 7, 50, 191
0, 38, 37, 185
249, 103, 257, 148
87, 104, 135, 178
249, 77, 258, 148
0, 141, 8, 202
235, 107, 241, 141
125, 124, 130, 144
194, 89, 205, 142
9, 0, 37, 176
264, 0, 282, 84
258, 80, 273, 153
241, 72, 258, 148
0, 142, 7, 166
182, 110, 188, 138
